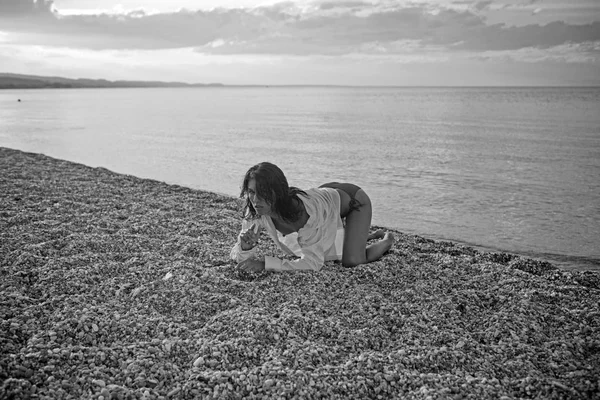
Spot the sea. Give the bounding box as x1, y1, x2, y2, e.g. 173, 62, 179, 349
1, 86, 599, 271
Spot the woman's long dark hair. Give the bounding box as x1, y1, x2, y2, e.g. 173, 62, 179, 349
240, 162, 306, 222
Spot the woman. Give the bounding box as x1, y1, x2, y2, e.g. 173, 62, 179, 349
230, 162, 394, 272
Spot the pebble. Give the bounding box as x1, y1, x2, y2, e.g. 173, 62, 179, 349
264, 379, 275, 389
193, 356, 204, 367
92, 379, 106, 387
2, 149, 598, 400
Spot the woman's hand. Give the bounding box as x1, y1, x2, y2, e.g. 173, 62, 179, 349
239, 223, 260, 251
237, 259, 265, 273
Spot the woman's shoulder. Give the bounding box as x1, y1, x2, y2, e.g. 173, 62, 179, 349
299, 187, 327, 202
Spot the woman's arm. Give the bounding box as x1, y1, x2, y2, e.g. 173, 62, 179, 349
264, 242, 325, 271
230, 219, 260, 262
238, 236, 326, 273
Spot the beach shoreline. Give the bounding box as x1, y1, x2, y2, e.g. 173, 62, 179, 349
1, 147, 599, 399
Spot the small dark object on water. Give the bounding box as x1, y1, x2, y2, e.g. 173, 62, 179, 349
18, 99, 21, 102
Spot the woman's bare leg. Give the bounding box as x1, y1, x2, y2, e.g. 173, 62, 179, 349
342, 190, 394, 267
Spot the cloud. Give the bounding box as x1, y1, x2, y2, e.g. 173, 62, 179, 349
453, 21, 600, 51
473, 1, 492, 12
317, 1, 373, 10
471, 40, 600, 64
0, 0, 598, 59
0, 0, 55, 15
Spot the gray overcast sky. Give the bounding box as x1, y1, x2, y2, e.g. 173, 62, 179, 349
1, 0, 599, 85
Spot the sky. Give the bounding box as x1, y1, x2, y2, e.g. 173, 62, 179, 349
0, 0, 599, 85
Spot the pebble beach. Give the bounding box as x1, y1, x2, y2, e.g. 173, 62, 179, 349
1, 146, 599, 399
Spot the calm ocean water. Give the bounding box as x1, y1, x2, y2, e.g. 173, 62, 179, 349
1, 87, 599, 271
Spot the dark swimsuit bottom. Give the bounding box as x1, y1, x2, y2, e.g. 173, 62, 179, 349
319, 182, 363, 216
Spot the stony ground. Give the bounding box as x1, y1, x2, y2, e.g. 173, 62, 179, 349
1, 147, 599, 400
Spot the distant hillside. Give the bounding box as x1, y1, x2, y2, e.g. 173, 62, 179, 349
0, 73, 224, 89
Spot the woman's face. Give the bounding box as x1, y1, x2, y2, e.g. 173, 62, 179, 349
247, 178, 272, 216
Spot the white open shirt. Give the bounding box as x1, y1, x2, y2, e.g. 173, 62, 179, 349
230, 187, 345, 271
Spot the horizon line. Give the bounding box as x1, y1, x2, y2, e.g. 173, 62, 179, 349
4, 84, 600, 89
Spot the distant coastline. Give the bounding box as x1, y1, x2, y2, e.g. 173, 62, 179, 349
0, 72, 224, 89
3, 73, 599, 89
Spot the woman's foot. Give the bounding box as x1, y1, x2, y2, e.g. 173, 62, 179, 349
383, 232, 395, 247
364, 231, 395, 263
377, 232, 395, 255
368, 229, 386, 240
